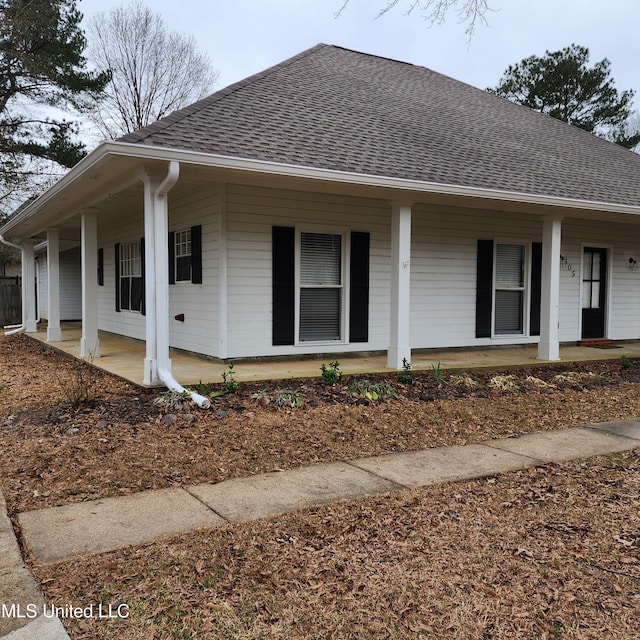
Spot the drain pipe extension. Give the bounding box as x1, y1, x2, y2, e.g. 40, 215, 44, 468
151, 163, 211, 410
158, 366, 211, 409
0, 234, 25, 334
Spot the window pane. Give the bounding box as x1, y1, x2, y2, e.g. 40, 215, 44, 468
496, 244, 524, 288
581, 280, 591, 309
176, 255, 192, 282
495, 289, 523, 334
300, 233, 341, 285
299, 288, 341, 341
131, 277, 143, 312
591, 252, 601, 281
590, 282, 600, 309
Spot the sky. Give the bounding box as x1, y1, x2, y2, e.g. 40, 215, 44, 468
76, 0, 640, 108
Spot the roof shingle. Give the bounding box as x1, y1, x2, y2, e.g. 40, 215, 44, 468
119, 44, 640, 207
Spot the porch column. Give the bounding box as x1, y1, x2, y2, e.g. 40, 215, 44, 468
22, 239, 38, 332
387, 202, 412, 369
143, 162, 180, 385
80, 211, 100, 358
46, 228, 62, 342
537, 216, 563, 361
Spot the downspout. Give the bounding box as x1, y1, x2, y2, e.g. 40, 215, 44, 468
0, 235, 25, 334
152, 162, 211, 409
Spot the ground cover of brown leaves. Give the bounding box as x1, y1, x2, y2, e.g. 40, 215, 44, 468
35, 451, 640, 639
1, 333, 640, 638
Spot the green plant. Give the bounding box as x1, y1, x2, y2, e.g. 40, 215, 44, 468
621, 354, 632, 369
320, 360, 343, 385
347, 379, 397, 401
210, 362, 239, 397
430, 361, 444, 383
153, 390, 191, 411
251, 388, 305, 408
397, 357, 414, 384
271, 388, 304, 408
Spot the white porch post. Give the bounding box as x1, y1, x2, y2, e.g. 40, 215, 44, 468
46, 228, 61, 342
537, 216, 563, 361
22, 239, 38, 332
143, 162, 179, 385
80, 211, 100, 358
387, 202, 412, 369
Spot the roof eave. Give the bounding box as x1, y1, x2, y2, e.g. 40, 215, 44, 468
3, 141, 640, 239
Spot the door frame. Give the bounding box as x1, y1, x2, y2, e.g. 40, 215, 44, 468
579, 244, 612, 340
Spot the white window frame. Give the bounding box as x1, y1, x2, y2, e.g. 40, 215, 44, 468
492, 240, 530, 337
174, 228, 192, 283
294, 225, 349, 345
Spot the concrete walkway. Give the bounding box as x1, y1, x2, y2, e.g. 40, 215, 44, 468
2, 418, 640, 638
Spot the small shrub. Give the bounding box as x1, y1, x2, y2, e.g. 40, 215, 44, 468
271, 388, 304, 408
449, 374, 479, 389
320, 360, 343, 385
347, 379, 397, 401
60, 360, 98, 409
154, 390, 191, 411
488, 375, 519, 391
210, 362, 239, 398
397, 358, 414, 384
524, 375, 553, 388
621, 355, 632, 369
251, 388, 305, 408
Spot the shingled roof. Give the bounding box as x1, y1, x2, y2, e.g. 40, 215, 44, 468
119, 44, 640, 208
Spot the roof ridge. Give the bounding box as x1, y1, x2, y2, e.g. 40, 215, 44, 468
119, 44, 331, 144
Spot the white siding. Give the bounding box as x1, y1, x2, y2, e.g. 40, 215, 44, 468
97, 182, 220, 353
37, 246, 81, 321
225, 184, 390, 358
91, 177, 640, 360
59, 246, 82, 320
410, 205, 542, 348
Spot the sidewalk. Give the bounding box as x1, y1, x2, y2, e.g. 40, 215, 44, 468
2, 418, 640, 638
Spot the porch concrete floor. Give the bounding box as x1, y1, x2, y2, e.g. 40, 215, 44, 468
26, 323, 640, 387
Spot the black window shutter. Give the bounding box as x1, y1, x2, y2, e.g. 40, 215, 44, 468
140, 237, 146, 315
476, 239, 494, 338
168, 231, 176, 285
97, 248, 104, 286
349, 231, 370, 343
115, 243, 121, 312
529, 242, 542, 336
272, 226, 295, 345
191, 225, 202, 284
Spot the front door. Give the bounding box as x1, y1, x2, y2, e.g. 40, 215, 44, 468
581, 247, 607, 339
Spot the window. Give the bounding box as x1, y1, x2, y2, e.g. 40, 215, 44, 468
119, 241, 143, 312
298, 231, 343, 342
175, 229, 192, 282
494, 243, 525, 335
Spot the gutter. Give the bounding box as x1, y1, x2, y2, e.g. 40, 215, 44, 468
4, 141, 640, 239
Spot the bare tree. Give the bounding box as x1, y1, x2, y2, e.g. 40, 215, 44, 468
334, 0, 492, 36
86, 0, 220, 139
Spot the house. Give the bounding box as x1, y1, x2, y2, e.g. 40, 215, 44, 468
3, 43, 640, 391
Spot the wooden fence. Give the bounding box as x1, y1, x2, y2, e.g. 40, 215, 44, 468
0, 277, 21, 327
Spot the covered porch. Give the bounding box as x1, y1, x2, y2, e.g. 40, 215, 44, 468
28, 322, 640, 387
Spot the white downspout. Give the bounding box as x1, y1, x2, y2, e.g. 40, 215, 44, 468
151, 162, 211, 409
0, 235, 25, 334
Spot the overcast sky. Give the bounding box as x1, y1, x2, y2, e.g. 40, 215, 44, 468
77, 0, 640, 110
